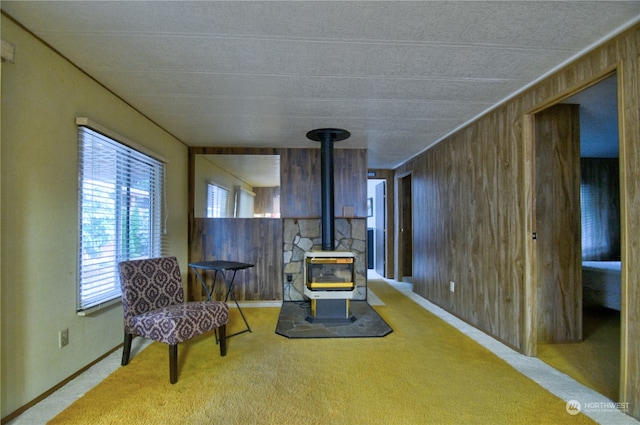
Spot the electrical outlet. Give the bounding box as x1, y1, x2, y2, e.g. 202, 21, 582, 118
449, 281, 455, 293
59, 329, 69, 348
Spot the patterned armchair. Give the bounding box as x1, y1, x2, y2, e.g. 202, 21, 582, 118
118, 256, 229, 384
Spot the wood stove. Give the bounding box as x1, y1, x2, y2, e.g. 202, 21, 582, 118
304, 251, 356, 319
305, 252, 355, 291
304, 128, 356, 321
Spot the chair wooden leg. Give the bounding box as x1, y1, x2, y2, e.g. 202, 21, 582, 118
169, 344, 178, 384
122, 333, 133, 366
219, 325, 227, 356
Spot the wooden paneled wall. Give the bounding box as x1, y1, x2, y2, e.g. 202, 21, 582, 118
188, 147, 368, 302
189, 218, 282, 301
253, 186, 280, 217
279, 148, 368, 218
394, 24, 640, 418
396, 107, 525, 347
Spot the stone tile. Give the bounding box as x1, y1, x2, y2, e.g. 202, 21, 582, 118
275, 301, 392, 339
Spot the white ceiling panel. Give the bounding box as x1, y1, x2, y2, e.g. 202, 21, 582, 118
2, 1, 639, 169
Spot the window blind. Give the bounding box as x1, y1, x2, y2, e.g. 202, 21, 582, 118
78, 126, 164, 313
207, 183, 229, 218
234, 186, 256, 218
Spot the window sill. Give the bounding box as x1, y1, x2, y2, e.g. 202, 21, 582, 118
77, 298, 121, 316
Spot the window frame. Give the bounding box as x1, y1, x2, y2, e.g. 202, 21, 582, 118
77, 121, 165, 314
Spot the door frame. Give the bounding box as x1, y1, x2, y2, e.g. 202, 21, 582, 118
368, 169, 395, 279
523, 68, 627, 399
373, 180, 386, 276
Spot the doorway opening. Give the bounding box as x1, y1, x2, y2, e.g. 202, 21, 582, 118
534, 74, 621, 401
367, 179, 386, 277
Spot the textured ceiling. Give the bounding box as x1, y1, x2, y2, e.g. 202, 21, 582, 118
3, 1, 639, 169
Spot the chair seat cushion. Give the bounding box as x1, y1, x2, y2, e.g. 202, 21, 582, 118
129, 302, 228, 345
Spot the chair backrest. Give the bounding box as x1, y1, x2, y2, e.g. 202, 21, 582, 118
118, 256, 185, 326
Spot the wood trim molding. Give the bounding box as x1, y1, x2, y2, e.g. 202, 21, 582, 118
0, 345, 123, 424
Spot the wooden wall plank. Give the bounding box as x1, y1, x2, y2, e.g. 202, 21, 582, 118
188, 218, 282, 301
394, 23, 640, 418
280, 148, 367, 218
253, 186, 280, 217
618, 33, 640, 413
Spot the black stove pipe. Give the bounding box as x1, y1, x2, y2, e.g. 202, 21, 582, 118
306, 128, 350, 251
320, 134, 335, 251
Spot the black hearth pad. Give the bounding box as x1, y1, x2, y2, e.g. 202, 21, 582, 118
275, 300, 392, 339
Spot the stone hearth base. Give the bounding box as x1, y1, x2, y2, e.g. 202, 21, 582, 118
275, 301, 392, 338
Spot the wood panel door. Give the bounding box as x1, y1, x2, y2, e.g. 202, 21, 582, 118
535, 104, 582, 343
399, 174, 413, 281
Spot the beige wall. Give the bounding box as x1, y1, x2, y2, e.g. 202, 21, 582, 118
1, 17, 189, 417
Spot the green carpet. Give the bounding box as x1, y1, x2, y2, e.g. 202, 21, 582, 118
49, 280, 596, 424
